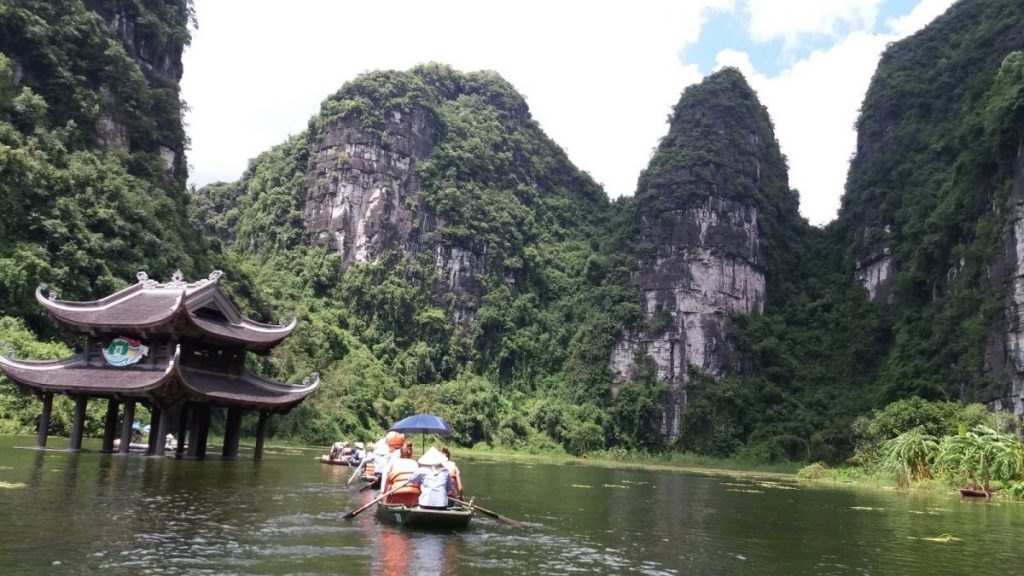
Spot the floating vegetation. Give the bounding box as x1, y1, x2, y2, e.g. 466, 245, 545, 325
908, 534, 962, 543
850, 506, 884, 511
570, 484, 592, 489
755, 481, 799, 491
726, 488, 764, 494
0, 481, 26, 489
620, 480, 648, 485
602, 484, 628, 489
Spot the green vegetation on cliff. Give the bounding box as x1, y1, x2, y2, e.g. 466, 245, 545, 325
189, 64, 647, 452
0, 0, 206, 333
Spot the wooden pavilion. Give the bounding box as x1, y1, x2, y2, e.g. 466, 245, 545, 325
0, 270, 318, 459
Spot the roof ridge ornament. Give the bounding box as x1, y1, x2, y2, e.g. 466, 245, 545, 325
138, 270, 159, 289
208, 270, 224, 282
302, 372, 320, 387
164, 269, 187, 289
38, 282, 57, 300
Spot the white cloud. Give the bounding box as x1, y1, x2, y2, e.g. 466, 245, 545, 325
182, 0, 729, 198
745, 0, 883, 45
713, 0, 956, 225
718, 32, 890, 225
887, 0, 956, 36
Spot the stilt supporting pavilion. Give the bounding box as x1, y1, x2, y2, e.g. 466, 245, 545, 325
0, 270, 318, 459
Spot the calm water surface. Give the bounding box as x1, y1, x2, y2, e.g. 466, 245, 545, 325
0, 435, 1022, 575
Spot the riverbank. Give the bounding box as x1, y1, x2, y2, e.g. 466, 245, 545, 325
455, 444, 801, 479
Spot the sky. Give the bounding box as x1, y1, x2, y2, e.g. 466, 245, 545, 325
181, 0, 956, 226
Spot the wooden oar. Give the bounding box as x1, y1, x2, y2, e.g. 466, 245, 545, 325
450, 497, 521, 526
342, 481, 408, 520
346, 458, 367, 485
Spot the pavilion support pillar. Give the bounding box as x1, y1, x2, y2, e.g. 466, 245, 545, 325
147, 407, 162, 455
175, 404, 190, 459
187, 404, 210, 459
36, 392, 53, 448
254, 410, 270, 460
101, 399, 119, 453
119, 400, 135, 455
69, 396, 88, 451
221, 406, 243, 459
154, 405, 172, 457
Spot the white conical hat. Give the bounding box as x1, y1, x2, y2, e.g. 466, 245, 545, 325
418, 447, 446, 466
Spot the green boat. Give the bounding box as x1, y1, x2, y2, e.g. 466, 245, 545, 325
375, 502, 473, 529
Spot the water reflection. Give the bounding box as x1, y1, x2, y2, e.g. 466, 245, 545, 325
372, 525, 458, 576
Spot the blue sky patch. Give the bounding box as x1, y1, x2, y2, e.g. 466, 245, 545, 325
682, 0, 923, 76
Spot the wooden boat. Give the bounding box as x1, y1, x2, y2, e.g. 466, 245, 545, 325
318, 455, 361, 466
959, 487, 994, 498
360, 475, 381, 489
375, 502, 473, 529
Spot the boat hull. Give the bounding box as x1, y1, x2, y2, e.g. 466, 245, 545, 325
375, 503, 473, 529
319, 455, 360, 466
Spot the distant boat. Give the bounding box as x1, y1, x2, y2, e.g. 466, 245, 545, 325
959, 487, 994, 498
318, 454, 361, 466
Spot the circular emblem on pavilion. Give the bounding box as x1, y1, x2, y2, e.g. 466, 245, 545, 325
102, 337, 149, 367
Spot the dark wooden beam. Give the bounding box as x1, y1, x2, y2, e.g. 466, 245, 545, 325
221, 406, 243, 459
195, 405, 211, 459
154, 405, 172, 457
119, 400, 135, 454
69, 396, 87, 451
254, 410, 270, 460
147, 407, 161, 455
101, 399, 119, 453
175, 404, 190, 459
36, 392, 53, 448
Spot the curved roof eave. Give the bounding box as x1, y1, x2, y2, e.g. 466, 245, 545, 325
35, 283, 186, 331
0, 346, 180, 396
175, 366, 319, 412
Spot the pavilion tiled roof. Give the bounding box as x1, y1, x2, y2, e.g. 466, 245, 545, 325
0, 355, 175, 395
35, 270, 295, 351
0, 345, 318, 413
178, 366, 319, 412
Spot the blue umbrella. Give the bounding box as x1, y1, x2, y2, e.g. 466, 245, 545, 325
389, 413, 453, 435
389, 414, 453, 455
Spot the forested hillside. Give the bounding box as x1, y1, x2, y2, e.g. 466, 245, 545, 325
3, 0, 1024, 463
0, 0, 206, 331
189, 64, 648, 452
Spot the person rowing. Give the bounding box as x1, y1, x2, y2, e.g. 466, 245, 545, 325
440, 446, 463, 500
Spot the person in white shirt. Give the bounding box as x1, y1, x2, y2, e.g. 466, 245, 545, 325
407, 447, 452, 509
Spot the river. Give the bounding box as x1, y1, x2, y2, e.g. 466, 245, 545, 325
0, 435, 1020, 575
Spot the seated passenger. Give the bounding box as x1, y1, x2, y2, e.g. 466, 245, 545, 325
441, 446, 463, 499
407, 447, 452, 509
328, 441, 345, 460
350, 442, 365, 464
381, 446, 420, 506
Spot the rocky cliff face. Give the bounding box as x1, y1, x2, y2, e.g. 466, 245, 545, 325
988, 144, 1024, 416
611, 68, 793, 440
301, 99, 493, 323
304, 107, 435, 268
84, 0, 191, 179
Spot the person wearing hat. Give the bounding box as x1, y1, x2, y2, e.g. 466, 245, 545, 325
351, 442, 366, 464
328, 441, 345, 461
407, 447, 452, 509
